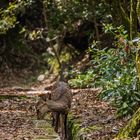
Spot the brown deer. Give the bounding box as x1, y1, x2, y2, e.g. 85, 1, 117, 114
36, 81, 72, 140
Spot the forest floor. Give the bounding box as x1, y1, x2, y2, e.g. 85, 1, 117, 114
0, 75, 129, 140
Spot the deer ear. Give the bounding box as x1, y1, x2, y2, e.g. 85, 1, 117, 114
36, 99, 46, 110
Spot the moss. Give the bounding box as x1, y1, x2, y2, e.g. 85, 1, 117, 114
68, 115, 81, 140
68, 114, 102, 140
117, 108, 140, 139
0, 95, 27, 99
80, 125, 102, 133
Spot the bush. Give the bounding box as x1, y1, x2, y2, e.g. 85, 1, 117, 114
69, 70, 95, 88
92, 47, 140, 116
69, 25, 140, 116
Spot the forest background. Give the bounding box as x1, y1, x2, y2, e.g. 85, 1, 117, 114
0, 0, 140, 139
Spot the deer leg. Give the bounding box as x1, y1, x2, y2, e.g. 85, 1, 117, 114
52, 112, 60, 133
52, 112, 56, 127
60, 114, 67, 140
64, 114, 68, 139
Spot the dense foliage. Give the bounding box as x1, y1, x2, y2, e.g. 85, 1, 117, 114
0, 0, 140, 116
69, 25, 140, 116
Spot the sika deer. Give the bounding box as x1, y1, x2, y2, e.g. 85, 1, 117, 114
36, 81, 72, 140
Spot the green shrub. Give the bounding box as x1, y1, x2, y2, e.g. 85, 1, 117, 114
92, 47, 140, 116
69, 25, 140, 116
69, 70, 95, 88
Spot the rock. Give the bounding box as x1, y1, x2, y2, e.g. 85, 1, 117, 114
37, 75, 45, 81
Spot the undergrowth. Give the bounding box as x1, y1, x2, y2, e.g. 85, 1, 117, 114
69, 25, 140, 117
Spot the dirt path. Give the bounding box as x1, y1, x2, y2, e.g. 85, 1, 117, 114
69, 88, 127, 140
0, 85, 127, 140
0, 94, 60, 140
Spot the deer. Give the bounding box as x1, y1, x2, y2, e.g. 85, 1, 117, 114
36, 72, 72, 140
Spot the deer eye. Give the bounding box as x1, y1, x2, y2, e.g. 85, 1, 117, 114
36, 109, 39, 115
36, 110, 42, 119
